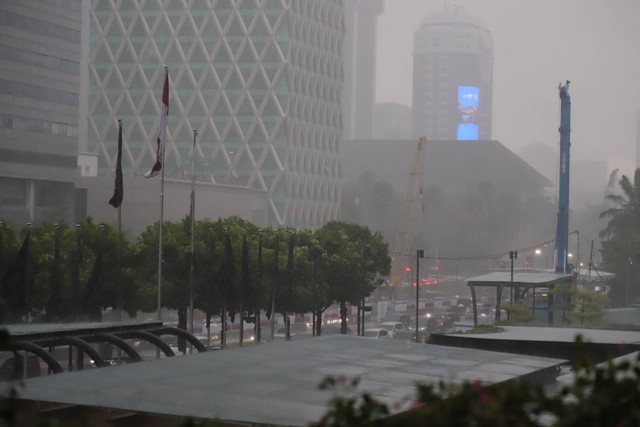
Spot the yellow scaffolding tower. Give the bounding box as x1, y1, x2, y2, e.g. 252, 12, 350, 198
390, 136, 427, 284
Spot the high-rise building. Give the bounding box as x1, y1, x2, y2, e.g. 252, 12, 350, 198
636, 111, 640, 170
342, 0, 384, 140
0, 0, 83, 225
86, 1, 343, 229
411, 8, 493, 141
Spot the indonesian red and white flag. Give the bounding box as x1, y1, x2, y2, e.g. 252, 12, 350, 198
145, 67, 169, 178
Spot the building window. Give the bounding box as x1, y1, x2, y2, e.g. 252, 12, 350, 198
0, 178, 26, 206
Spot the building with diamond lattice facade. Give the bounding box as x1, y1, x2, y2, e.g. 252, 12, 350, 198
82, 0, 343, 232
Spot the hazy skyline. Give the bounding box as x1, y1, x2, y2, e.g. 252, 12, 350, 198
376, 0, 640, 179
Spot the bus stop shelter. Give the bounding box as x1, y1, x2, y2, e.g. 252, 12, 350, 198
466, 271, 574, 326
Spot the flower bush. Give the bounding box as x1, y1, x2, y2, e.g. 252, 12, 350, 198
314, 337, 640, 427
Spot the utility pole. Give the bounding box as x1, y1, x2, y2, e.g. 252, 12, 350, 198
508, 250, 517, 321
555, 81, 571, 274
415, 249, 424, 343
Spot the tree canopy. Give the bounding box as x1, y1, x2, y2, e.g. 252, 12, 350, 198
0, 217, 390, 330
599, 168, 640, 306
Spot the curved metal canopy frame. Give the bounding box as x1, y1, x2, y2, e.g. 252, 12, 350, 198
86, 333, 143, 362
6, 342, 63, 376
151, 327, 207, 353
52, 336, 107, 368
116, 330, 175, 357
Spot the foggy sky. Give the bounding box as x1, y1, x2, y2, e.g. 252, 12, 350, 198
376, 0, 640, 179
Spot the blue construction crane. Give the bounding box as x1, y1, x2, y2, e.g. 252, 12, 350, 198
555, 81, 571, 273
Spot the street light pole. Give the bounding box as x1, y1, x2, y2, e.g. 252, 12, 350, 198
415, 249, 424, 343
509, 250, 517, 321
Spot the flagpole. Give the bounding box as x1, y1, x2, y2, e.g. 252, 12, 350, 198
157, 148, 165, 322
189, 129, 197, 337
109, 118, 124, 322
156, 66, 168, 322
116, 120, 122, 323
117, 204, 122, 321
144, 66, 169, 323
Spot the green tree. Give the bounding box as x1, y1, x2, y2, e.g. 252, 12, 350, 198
193, 221, 223, 342
550, 283, 611, 326
132, 221, 185, 316
600, 169, 640, 239
0, 224, 33, 323
0, 219, 136, 323
340, 172, 401, 245
315, 221, 390, 334
599, 169, 640, 306
0, 224, 19, 313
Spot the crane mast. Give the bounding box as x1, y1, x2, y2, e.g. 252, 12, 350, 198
390, 137, 427, 283
555, 81, 571, 273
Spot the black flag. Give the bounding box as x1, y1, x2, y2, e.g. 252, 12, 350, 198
1, 229, 32, 323
108, 120, 123, 208
82, 247, 103, 322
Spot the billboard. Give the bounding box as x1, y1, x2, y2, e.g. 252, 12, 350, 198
457, 86, 479, 140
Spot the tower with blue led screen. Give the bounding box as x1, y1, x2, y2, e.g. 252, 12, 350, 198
411, 8, 493, 141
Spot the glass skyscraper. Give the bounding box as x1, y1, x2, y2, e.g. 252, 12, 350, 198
88, 0, 343, 228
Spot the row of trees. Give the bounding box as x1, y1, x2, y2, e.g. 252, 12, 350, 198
0, 218, 390, 337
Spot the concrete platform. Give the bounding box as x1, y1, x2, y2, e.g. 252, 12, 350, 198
8, 335, 565, 426
431, 326, 640, 364
455, 326, 640, 344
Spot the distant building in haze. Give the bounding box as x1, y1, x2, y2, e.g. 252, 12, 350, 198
0, 0, 83, 226
412, 8, 493, 141
636, 111, 640, 170
83, 1, 344, 231
374, 103, 412, 140
343, 0, 384, 140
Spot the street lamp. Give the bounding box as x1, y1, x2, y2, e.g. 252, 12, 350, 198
508, 250, 517, 321
534, 249, 542, 270
415, 249, 424, 343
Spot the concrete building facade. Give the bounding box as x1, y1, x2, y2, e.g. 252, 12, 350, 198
374, 102, 412, 140
342, 0, 384, 140
411, 8, 493, 141
0, 0, 83, 226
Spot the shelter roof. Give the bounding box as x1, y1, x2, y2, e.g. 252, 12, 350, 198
3, 321, 163, 342
466, 271, 574, 286
10, 335, 564, 426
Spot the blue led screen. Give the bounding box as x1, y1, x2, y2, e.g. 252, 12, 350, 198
457, 86, 479, 140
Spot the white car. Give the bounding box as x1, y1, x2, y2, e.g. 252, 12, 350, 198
363, 328, 391, 339
378, 321, 405, 338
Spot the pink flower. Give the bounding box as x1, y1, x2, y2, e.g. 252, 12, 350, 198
478, 392, 494, 406
407, 400, 423, 411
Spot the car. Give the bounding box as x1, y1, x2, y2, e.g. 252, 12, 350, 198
382, 313, 412, 328
379, 321, 405, 338
408, 316, 439, 333
362, 328, 391, 339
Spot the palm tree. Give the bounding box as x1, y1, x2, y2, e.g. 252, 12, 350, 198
599, 168, 640, 239
599, 168, 640, 307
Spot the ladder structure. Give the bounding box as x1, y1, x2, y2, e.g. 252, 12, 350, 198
390, 137, 427, 283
